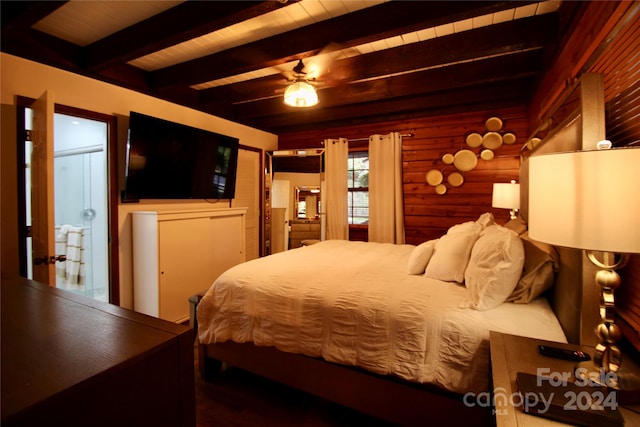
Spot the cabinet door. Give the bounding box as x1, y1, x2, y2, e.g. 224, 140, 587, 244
158, 217, 215, 322
210, 215, 244, 282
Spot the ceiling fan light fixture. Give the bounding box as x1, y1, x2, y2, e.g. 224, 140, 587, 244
284, 81, 318, 107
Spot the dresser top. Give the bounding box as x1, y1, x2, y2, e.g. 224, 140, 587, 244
1, 277, 191, 420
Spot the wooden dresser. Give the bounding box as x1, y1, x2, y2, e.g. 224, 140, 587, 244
1, 276, 195, 427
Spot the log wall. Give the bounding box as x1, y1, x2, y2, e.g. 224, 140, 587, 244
278, 105, 526, 245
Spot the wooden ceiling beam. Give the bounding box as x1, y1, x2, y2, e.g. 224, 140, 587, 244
0, 0, 557, 135
243, 80, 533, 134
0, 2, 157, 93
225, 50, 542, 121
0, 2, 75, 69
1, 25, 155, 95
198, 14, 555, 106
1, 26, 82, 71
1, 1, 68, 31
150, 1, 536, 90
326, 13, 555, 84
84, 1, 298, 72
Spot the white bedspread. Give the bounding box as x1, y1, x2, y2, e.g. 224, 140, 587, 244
197, 240, 567, 394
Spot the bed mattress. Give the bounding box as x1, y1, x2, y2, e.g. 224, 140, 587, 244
197, 240, 566, 394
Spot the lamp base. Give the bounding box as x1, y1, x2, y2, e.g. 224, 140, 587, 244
575, 359, 640, 404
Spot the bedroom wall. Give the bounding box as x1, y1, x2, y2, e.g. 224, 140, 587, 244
279, 105, 526, 245
0, 53, 278, 307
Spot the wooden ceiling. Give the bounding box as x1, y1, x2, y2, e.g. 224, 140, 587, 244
1, 1, 569, 135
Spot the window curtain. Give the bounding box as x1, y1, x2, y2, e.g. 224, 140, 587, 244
324, 138, 349, 240
368, 132, 405, 244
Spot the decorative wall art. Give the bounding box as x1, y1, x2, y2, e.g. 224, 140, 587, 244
425, 116, 517, 195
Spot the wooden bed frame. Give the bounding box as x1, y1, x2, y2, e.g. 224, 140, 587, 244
197, 339, 492, 425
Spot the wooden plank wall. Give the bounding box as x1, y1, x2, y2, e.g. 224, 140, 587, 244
278, 105, 526, 245
589, 5, 640, 148
528, 0, 634, 130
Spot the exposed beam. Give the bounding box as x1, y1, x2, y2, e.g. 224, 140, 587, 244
84, 1, 299, 71
0, 0, 557, 135
150, 1, 536, 90
1, 1, 68, 31
221, 50, 542, 121
242, 79, 533, 134
1, 27, 82, 71
198, 14, 555, 106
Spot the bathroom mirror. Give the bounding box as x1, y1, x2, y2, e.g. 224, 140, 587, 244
296, 186, 320, 219
264, 149, 324, 255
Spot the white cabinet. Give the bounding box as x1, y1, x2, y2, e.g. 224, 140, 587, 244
132, 208, 246, 322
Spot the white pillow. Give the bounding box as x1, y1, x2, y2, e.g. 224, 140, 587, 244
407, 239, 438, 275
476, 212, 495, 229
447, 220, 482, 235
464, 225, 525, 310
424, 222, 482, 283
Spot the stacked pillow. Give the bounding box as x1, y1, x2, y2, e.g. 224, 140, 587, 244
423, 220, 483, 283
464, 225, 524, 310
406, 213, 558, 310
408, 213, 494, 278
406, 239, 438, 275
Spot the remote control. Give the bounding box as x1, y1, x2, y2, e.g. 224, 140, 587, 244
538, 345, 591, 361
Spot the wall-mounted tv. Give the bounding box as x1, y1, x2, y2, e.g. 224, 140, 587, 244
123, 111, 239, 201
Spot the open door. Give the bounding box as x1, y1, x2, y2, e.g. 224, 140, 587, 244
30, 90, 56, 284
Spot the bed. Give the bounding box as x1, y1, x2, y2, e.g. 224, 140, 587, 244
195, 213, 576, 425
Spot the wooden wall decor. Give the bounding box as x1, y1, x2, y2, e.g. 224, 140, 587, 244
425, 115, 518, 196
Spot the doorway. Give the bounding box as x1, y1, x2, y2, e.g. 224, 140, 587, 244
264, 149, 324, 255
23, 108, 111, 302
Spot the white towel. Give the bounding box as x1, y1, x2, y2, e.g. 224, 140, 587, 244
65, 226, 85, 286
55, 225, 70, 283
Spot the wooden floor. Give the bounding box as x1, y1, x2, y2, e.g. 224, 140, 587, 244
193, 345, 393, 427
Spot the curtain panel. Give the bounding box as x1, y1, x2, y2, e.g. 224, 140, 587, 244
368, 132, 405, 244
324, 138, 349, 240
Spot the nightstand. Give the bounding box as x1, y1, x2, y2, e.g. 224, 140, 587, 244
489, 331, 640, 426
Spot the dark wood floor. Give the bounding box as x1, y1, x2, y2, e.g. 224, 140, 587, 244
193, 345, 394, 427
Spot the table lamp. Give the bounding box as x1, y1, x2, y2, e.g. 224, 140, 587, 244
528, 145, 640, 394
492, 180, 520, 219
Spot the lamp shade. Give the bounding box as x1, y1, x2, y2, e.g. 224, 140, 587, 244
528, 147, 640, 253
492, 181, 520, 209
283, 81, 318, 107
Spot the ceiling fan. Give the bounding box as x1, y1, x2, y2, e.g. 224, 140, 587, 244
280, 44, 346, 108
283, 59, 318, 107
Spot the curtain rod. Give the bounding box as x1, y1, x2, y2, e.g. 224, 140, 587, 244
322, 133, 413, 144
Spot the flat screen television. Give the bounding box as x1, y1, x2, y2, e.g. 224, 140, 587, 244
123, 111, 239, 201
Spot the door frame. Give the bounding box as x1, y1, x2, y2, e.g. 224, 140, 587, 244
16, 96, 120, 305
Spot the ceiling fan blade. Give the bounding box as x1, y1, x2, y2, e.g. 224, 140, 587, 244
304, 42, 352, 79
274, 59, 307, 82
292, 59, 306, 75
273, 43, 355, 93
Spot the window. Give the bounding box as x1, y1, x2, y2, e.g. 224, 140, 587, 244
348, 151, 369, 224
